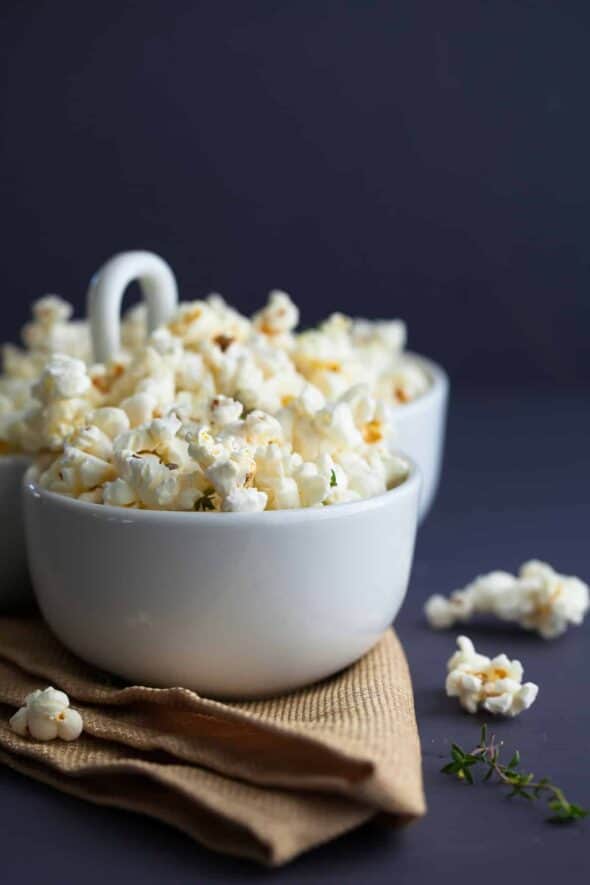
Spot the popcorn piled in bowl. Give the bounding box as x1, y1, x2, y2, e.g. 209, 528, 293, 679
113, 290, 432, 410
1, 290, 432, 461
0, 295, 146, 455
290, 310, 430, 405
35, 350, 408, 511
0, 296, 91, 454
185, 290, 432, 409
7, 287, 430, 513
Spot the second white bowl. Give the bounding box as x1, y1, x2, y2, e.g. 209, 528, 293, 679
393, 354, 449, 521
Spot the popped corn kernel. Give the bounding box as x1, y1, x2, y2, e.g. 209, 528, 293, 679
9, 687, 84, 742
88, 407, 130, 439
253, 290, 299, 337
222, 487, 268, 512
425, 561, 589, 639
446, 636, 539, 717
32, 355, 91, 404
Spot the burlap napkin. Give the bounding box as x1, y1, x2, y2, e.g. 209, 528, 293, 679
0, 617, 425, 866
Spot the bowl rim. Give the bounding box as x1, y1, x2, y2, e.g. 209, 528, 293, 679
23, 455, 421, 526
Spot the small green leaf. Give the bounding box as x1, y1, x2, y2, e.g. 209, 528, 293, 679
547, 805, 586, 824
569, 804, 589, 819
463, 767, 474, 785
548, 799, 565, 812
330, 469, 337, 488
194, 490, 216, 511
508, 751, 520, 769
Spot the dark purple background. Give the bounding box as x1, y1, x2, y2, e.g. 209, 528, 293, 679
1, 1, 590, 389
0, 2, 589, 882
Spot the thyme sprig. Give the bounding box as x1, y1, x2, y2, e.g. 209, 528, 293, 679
442, 724, 587, 824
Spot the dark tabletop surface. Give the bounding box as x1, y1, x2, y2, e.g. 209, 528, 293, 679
1, 387, 589, 884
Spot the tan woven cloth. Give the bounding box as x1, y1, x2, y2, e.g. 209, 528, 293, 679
0, 617, 425, 866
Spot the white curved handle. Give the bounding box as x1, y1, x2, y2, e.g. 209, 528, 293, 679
87, 251, 178, 363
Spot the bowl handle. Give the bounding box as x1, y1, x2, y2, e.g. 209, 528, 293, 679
87, 251, 178, 363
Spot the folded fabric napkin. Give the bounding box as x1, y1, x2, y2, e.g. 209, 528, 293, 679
0, 617, 425, 866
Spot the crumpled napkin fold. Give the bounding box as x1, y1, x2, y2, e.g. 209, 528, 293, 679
0, 617, 425, 865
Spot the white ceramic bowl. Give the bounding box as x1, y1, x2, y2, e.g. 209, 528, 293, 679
393, 354, 449, 521
23, 462, 421, 698
0, 455, 33, 607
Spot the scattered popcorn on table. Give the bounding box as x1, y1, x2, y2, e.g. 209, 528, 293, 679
9, 687, 84, 741
425, 561, 589, 639
446, 636, 539, 717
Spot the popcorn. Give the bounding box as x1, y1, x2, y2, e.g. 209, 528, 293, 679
425, 561, 589, 639
30, 295, 73, 325
120, 392, 158, 427
0, 296, 92, 410
5, 286, 415, 510
106, 413, 194, 510
210, 394, 244, 427
9, 686, 84, 741
89, 407, 130, 439
20, 296, 91, 365
446, 636, 539, 716
292, 461, 330, 508
120, 454, 181, 510
32, 355, 91, 404
239, 410, 283, 446
222, 487, 268, 513
2, 287, 428, 461
351, 317, 407, 354
103, 477, 136, 507
38, 382, 408, 512
291, 311, 428, 406
253, 290, 299, 338
39, 444, 116, 496
204, 448, 255, 498
69, 424, 114, 460
175, 350, 209, 392
16, 355, 101, 453
167, 294, 251, 347
518, 561, 590, 638
388, 360, 431, 405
